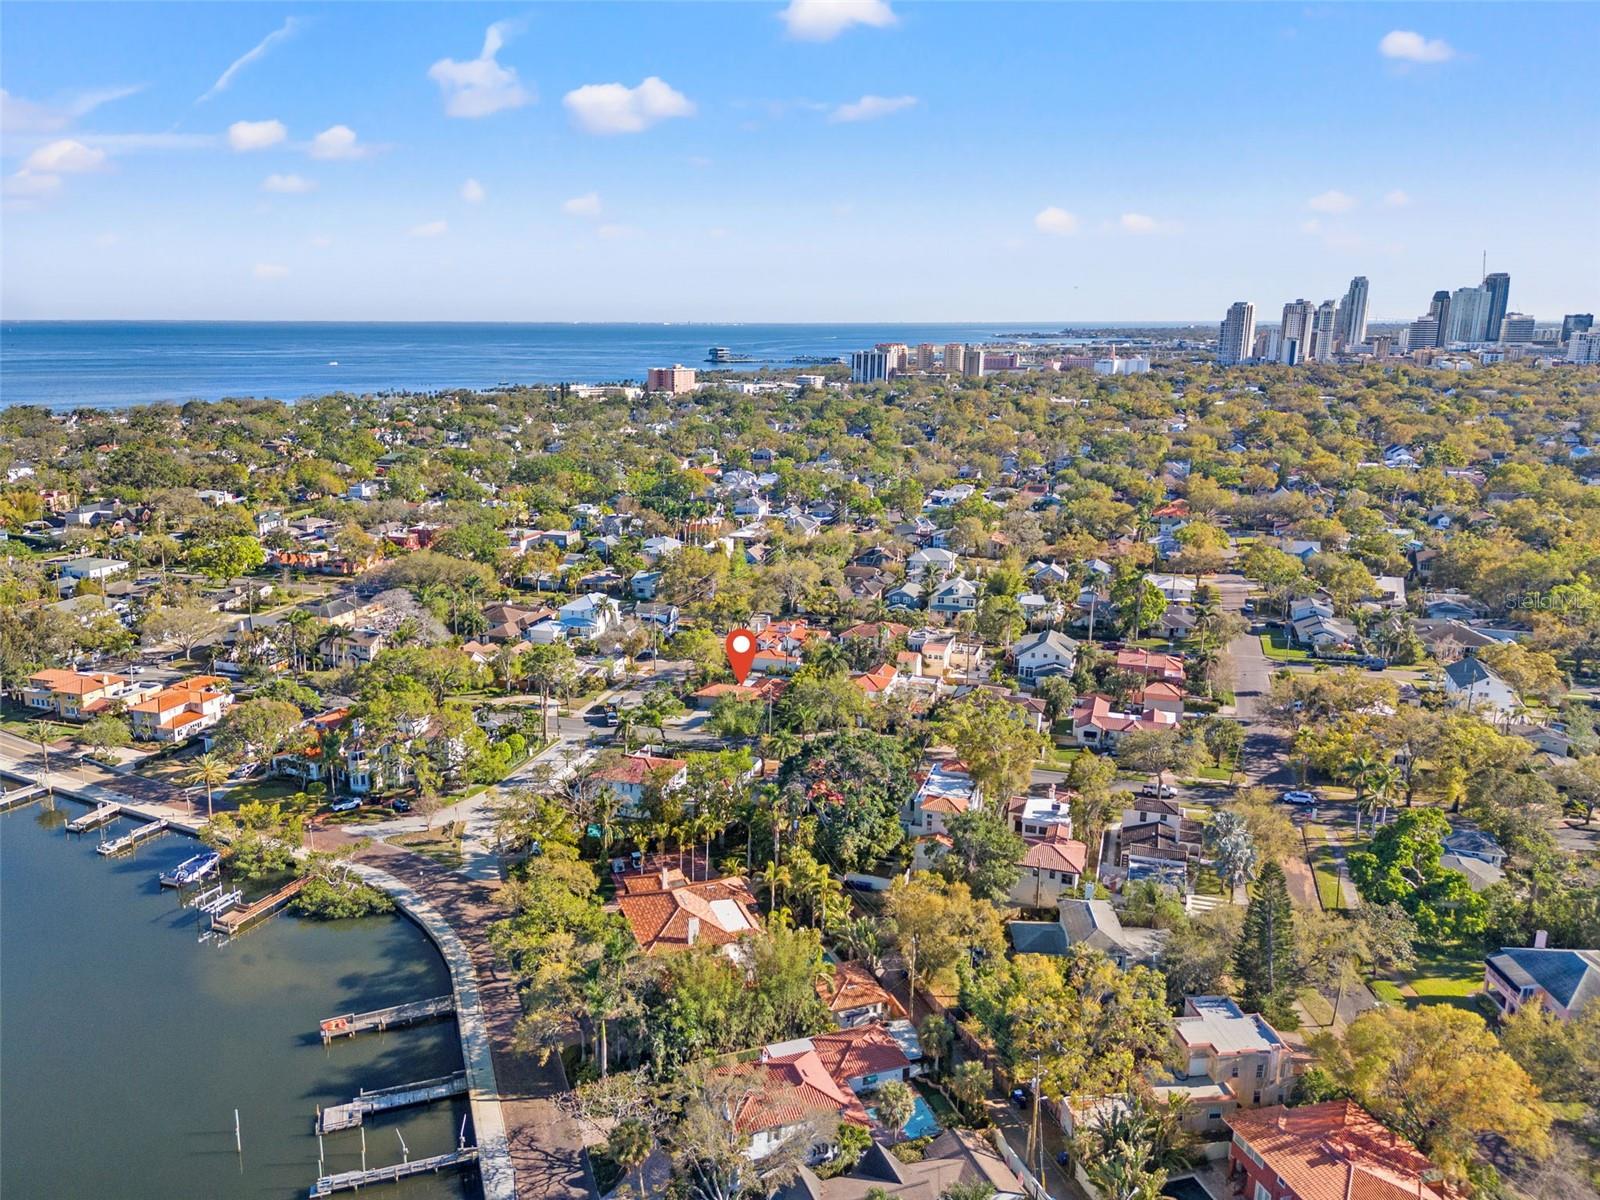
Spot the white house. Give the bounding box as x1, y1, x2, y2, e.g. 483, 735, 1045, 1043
1443, 657, 1519, 718
1145, 573, 1198, 604
1013, 630, 1079, 685
558, 593, 621, 640
59, 556, 129, 583
929, 576, 979, 617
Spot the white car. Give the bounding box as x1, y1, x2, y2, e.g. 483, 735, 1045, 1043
1282, 790, 1318, 807
330, 797, 362, 813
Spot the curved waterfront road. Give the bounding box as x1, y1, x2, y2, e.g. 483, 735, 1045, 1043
346, 841, 596, 1200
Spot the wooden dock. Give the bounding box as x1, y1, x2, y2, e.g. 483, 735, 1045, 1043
316, 1071, 469, 1133
96, 818, 168, 855
66, 801, 120, 832
211, 876, 306, 936
0, 784, 44, 812
308, 1147, 478, 1197
320, 994, 455, 1042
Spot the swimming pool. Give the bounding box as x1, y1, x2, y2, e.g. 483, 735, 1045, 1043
869, 1093, 942, 1140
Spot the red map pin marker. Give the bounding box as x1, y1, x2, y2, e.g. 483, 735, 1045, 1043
725, 628, 757, 684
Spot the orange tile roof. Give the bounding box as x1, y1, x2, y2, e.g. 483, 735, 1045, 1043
1021, 833, 1088, 875
715, 1051, 871, 1135
615, 873, 760, 954
594, 753, 688, 786
28, 669, 128, 695
808, 1023, 913, 1083
815, 961, 908, 1019
1227, 1102, 1452, 1200
852, 663, 898, 694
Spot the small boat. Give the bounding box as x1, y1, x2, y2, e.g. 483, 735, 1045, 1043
160, 851, 221, 888
328, 360, 339, 366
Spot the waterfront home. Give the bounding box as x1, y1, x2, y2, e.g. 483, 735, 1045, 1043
126, 675, 235, 743
1225, 1101, 1450, 1200
613, 864, 760, 956
1484, 938, 1600, 1020
22, 669, 132, 720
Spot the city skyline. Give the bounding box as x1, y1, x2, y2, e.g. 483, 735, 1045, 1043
2, 2, 1596, 322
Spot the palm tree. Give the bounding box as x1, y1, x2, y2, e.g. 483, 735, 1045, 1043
758, 859, 792, 912
184, 752, 231, 820
28, 720, 57, 797
606, 1117, 653, 1200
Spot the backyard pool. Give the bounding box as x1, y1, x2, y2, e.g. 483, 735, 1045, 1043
871, 1093, 942, 1140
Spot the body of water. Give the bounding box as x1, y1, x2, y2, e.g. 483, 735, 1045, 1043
0, 321, 1183, 409
0, 800, 475, 1200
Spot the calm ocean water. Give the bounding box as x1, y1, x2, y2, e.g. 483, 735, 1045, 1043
0, 321, 1176, 410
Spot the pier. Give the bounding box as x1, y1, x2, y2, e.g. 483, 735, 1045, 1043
211, 876, 306, 936
66, 801, 120, 832
96, 818, 168, 855
319, 995, 455, 1043
316, 1071, 469, 1134
0, 783, 44, 812
308, 1147, 478, 1197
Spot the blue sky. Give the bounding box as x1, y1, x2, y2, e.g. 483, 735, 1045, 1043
3, 1, 1595, 322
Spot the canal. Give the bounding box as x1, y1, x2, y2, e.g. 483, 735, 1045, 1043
1, 798, 478, 1199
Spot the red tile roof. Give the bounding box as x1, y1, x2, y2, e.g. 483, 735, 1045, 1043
815, 962, 908, 1020
808, 1023, 913, 1083
1227, 1102, 1452, 1200
593, 753, 687, 785
615, 872, 760, 954
715, 1050, 871, 1135
1021, 832, 1088, 875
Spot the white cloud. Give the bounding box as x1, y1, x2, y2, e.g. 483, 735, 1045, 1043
76, 132, 219, 153
4, 170, 62, 198
310, 234, 334, 248
1307, 189, 1356, 213
199, 17, 303, 103
1034, 206, 1079, 236
1300, 218, 1323, 234
24, 139, 107, 173
408, 219, 448, 238
1379, 30, 1456, 63
1119, 213, 1157, 233
308, 125, 368, 160
228, 119, 287, 151
262, 173, 315, 194
779, 0, 897, 41
1, 85, 142, 134
563, 77, 694, 135
829, 94, 917, 123
429, 21, 533, 118
1383, 189, 1411, 208
460, 178, 485, 203
563, 191, 602, 217
252, 263, 289, 280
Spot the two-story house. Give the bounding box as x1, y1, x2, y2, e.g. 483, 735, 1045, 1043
1226, 1102, 1449, 1200
23, 669, 132, 721
1484, 936, 1600, 1021
1157, 997, 1299, 1134
126, 675, 235, 743
558, 593, 621, 640
1013, 630, 1079, 685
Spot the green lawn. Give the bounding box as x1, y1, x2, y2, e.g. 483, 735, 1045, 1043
1304, 824, 1348, 911
1046, 747, 1084, 767
1191, 765, 1233, 782
1370, 979, 1406, 1004
1260, 633, 1312, 662
1375, 947, 1484, 1011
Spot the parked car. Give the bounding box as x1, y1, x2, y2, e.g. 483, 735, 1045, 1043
604, 704, 621, 728
1361, 656, 1389, 671
1010, 1087, 1029, 1109
391, 797, 411, 813
1139, 782, 1177, 798
1282, 790, 1318, 807
1242, 600, 1256, 615
330, 797, 362, 813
